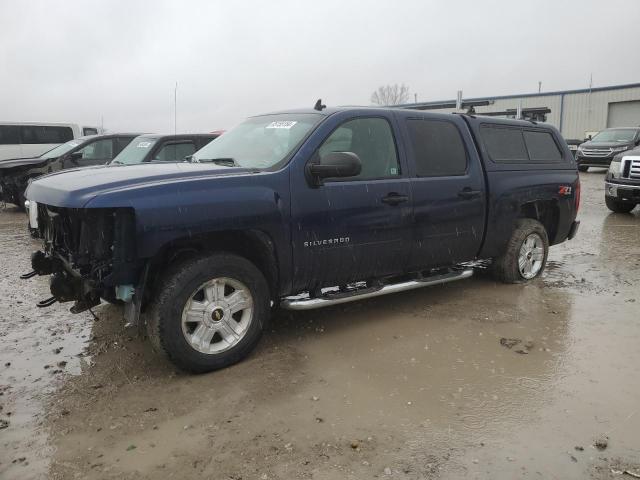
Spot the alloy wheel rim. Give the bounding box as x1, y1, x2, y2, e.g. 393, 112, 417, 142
181, 277, 253, 354
518, 233, 545, 279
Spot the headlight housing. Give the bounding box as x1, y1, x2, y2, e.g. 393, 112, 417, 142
612, 145, 630, 152
608, 159, 622, 179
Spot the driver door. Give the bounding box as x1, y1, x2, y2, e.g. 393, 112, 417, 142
290, 115, 413, 292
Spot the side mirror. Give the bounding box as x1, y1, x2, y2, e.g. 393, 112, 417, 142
69, 151, 83, 163
308, 152, 361, 185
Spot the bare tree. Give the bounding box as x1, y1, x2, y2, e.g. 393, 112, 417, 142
370, 84, 410, 106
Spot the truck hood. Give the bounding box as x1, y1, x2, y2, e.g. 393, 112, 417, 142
25, 162, 255, 208
0, 156, 48, 170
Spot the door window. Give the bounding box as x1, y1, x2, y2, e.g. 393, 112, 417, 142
522, 130, 562, 162
153, 141, 196, 161
318, 118, 399, 179
406, 119, 467, 176
480, 126, 529, 163
20, 126, 74, 144
0, 125, 20, 144
77, 138, 114, 160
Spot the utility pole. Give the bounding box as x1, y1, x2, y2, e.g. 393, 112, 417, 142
538, 81, 542, 93
414, 93, 417, 103
174, 82, 177, 135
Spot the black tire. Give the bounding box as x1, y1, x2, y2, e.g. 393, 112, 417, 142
16, 189, 27, 212
605, 196, 636, 213
578, 165, 589, 172
147, 252, 270, 373
492, 219, 549, 284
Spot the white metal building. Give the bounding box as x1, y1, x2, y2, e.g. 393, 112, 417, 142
403, 83, 640, 141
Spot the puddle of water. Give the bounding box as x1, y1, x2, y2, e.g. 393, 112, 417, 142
1, 172, 639, 479
0, 207, 92, 480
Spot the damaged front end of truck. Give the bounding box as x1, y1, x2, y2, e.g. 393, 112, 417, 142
23, 202, 146, 324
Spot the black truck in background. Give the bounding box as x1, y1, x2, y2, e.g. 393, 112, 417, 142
24, 107, 580, 372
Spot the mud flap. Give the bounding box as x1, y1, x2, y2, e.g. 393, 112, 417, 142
123, 264, 149, 332
567, 220, 580, 240
123, 292, 143, 329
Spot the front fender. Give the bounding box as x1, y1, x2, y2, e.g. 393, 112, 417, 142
85, 171, 293, 285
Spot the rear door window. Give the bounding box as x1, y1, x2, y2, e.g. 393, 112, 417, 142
406, 119, 467, 176
115, 137, 134, 154
523, 130, 562, 162
480, 126, 528, 163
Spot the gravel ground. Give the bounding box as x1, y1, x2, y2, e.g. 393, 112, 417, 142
1, 170, 639, 480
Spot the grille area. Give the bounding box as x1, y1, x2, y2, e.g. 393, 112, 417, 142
38, 206, 115, 268
628, 159, 640, 179
581, 147, 613, 158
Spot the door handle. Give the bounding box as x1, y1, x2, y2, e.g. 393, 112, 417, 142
458, 188, 482, 199
381, 193, 409, 205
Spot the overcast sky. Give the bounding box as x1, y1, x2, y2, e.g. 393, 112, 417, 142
1, 0, 639, 133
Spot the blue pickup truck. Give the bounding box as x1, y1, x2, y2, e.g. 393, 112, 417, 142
24, 106, 580, 372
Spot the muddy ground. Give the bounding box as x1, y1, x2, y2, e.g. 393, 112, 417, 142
1, 171, 639, 480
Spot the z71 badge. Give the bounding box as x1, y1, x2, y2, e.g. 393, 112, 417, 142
304, 237, 350, 247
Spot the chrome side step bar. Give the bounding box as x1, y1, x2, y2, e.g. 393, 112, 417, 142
281, 268, 474, 311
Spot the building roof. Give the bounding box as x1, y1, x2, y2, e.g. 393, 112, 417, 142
399, 82, 640, 109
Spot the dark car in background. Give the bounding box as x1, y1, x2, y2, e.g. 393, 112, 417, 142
0, 133, 138, 209
605, 147, 640, 212
576, 127, 640, 172
110, 134, 219, 165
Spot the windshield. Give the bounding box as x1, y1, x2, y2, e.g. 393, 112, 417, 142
191, 113, 324, 169
39, 139, 83, 159
591, 129, 638, 143
112, 136, 158, 164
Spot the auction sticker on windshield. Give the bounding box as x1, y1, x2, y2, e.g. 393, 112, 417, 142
266, 121, 297, 129
137, 142, 152, 148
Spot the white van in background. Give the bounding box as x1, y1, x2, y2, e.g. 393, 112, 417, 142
0, 122, 101, 161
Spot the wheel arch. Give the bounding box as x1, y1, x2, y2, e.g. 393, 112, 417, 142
145, 229, 280, 302
519, 200, 560, 244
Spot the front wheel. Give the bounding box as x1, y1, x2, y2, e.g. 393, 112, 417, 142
492, 219, 549, 284
147, 253, 270, 373
605, 196, 636, 213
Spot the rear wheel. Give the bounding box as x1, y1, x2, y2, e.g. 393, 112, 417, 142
605, 196, 636, 213
578, 165, 589, 172
147, 253, 270, 373
492, 219, 549, 284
